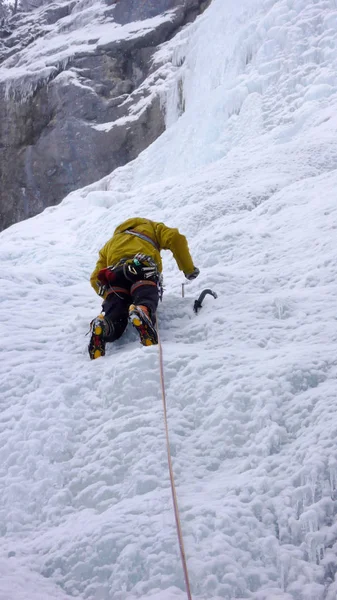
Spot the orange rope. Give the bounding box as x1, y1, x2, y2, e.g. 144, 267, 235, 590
156, 322, 193, 600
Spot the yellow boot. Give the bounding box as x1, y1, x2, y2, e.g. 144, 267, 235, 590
88, 314, 107, 359
128, 305, 158, 346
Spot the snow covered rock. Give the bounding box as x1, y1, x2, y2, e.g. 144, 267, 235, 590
0, 0, 209, 231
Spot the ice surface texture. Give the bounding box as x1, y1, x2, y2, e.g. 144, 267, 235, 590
1, 0, 337, 599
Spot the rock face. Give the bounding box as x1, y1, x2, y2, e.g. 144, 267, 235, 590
0, 0, 210, 231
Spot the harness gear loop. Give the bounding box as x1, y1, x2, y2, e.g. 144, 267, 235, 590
156, 320, 193, 600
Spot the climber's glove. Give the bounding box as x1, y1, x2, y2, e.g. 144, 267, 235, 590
185, 267, 200, 281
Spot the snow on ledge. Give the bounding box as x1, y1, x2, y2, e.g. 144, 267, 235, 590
0, 7, 176, 101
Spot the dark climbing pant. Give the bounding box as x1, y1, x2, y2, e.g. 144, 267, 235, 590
102, 269, 159, 342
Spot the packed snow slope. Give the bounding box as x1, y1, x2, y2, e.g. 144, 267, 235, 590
1, 0, 337, 599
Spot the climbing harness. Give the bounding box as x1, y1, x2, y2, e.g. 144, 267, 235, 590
156, 321, 193, 600
97, 255, 163, 299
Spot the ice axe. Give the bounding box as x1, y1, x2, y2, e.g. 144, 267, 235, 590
181, 283, 217, 312
193, 288, 217, 313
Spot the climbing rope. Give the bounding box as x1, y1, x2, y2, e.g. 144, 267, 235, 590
156, 321, 193, 600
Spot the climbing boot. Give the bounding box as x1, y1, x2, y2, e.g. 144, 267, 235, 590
88, 314, 108, 359
129, 304, 158, 346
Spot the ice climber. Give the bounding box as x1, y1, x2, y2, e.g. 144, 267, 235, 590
88, 217, 200, 359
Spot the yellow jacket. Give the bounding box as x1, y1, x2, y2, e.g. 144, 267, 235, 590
90, 217, 195, 296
